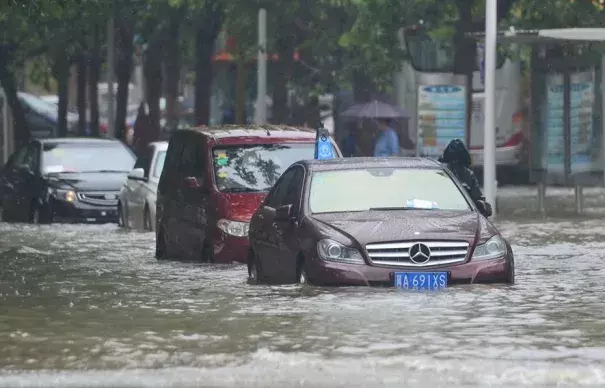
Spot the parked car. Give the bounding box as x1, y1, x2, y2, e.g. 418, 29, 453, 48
247, 157, 515, 287
155, 125, 342, 263
117, 141, 167, 231
0, 138, 135, 224
18, 92, 79, 138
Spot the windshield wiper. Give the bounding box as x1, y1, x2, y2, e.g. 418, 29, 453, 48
369, 206, 430, 211
222, 187, 262, 193
82, 170, 129, 173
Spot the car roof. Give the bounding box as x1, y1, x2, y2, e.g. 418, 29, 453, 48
181, 124, 318, 143
300, 157, 443, 172
39, 137, 124, 146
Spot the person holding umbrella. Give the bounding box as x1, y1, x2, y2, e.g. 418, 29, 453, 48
341, 100, 407, 158
373, 118, 400, 157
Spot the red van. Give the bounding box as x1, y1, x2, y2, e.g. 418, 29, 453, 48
155, 125, 342, 263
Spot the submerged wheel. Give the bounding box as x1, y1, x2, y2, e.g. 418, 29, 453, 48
296, 258, 308, 285
200, 243, 214, 263
156, 228, 167, 260
30, 206, 40, 225
247, 250, 262, 285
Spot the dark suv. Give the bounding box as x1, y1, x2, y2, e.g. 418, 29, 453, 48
0, 138, 135, 223
155, 125, 342, 263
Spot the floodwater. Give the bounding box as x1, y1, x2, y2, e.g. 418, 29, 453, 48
1, 215, 605, 387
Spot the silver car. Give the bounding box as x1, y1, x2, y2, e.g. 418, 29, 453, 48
117, 141, 167, 231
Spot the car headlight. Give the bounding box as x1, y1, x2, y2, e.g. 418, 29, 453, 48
317, 239, 365, 264
472, 235, 507, 261
217, 219, 249, 237
51, 188, 77, 202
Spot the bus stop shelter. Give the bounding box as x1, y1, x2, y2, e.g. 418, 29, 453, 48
468, 28, 605, 214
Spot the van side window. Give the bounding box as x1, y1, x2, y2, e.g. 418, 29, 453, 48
179, 134, 205, 177
159, 135, 184, 190
179, 140, 196, 176
164, 135, 184, 175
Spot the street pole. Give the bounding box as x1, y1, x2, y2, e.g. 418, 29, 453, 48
107, 16, 116, 138
255, 8, 267, 124
483, 0, 497, 215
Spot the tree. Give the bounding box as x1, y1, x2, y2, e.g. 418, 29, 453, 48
0, 0, 67, 147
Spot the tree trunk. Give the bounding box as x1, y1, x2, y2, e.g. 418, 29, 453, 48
0, 50, 29, 149
144, 41, 163, 144
164, 11, 182, 131
115, 17, 134, 142
235, 57, 246, 124
55, 53, 70, 138
88, 22, 101, 137
271, 30, 294, 124
194, 0, 223, 126
453, 0, 474, 148
77, 55, 88, 136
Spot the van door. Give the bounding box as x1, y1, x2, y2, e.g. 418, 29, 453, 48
178, 134, 210, 261
157, 133, 185, 257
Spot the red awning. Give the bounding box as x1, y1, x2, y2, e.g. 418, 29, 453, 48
212, 51, 301, 62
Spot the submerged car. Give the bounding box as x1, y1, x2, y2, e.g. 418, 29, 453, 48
0, 138, 135, 224
247, 157, 514, 287
118, 141, 167, 231
155, 125, 342, 263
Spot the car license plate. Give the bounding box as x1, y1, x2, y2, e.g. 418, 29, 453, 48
394, 272, 447, 290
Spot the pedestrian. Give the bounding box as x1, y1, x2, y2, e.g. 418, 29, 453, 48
342, 127, 357, 157
373, 118, 400, 157
438, 138, 492, 217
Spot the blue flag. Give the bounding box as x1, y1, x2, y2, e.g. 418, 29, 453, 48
315, 125, 335, 160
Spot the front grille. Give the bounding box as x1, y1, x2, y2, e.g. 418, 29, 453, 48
77, 192, 119, 206
365, 241, 469, 267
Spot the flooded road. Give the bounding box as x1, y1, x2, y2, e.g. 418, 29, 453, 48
1, 216, 605, 387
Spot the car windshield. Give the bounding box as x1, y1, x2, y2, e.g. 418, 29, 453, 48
153, 151, 166, 178
42, 143, 135, 174
213, 143, 333, 193
309, 168, 471, 214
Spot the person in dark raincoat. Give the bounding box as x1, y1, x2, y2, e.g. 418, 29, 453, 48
438, 139, 492, 217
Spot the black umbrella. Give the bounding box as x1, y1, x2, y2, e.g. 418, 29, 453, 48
341, 99, 408, 118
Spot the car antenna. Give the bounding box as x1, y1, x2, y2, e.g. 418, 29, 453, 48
264, 125, 270, 136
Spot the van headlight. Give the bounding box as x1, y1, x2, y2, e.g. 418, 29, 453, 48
217, 219, 249, 237
317, 239, 365, 264
472, 235, 507, 261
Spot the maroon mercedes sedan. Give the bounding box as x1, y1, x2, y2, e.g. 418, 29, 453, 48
247, 157, 514, 288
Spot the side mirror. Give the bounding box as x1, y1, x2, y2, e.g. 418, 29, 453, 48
275, 204, 294, 222
128, 168, 146, 181
476, 200, 493, 218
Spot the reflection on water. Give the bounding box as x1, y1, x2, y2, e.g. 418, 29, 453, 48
1, 219, 605, 387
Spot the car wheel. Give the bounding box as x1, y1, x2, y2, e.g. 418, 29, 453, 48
156, 227, 168, 260
247, 250, 262, 285
30, 203, 40, 225
297, 258, 308, 285
143, 206, 153, 231
201, 243, 214, 263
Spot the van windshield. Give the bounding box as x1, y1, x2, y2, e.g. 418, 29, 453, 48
212, 143, 330, 193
